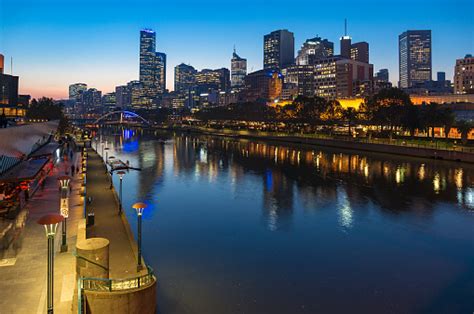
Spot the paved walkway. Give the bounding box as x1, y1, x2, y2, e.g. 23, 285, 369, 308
85, 149, 139, 278
0, 147, 84, 313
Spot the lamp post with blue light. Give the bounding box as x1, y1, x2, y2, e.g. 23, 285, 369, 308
117, 171, 126, 214
133, 202, 147, 272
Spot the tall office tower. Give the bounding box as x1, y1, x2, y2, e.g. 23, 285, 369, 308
296, 37, 334, 65
195, 68, 230, 93
69, 83, 87, 100
139, 29, 166, 104
155, 52, 166, 93
263, 29, 295, 70
231, 49, 247, 90
350, 42, 369, 63
116, 85, 131, 109
340, 19, 352, 58
399, 30, 432, 89
454, 54, 474, 94
375, 69, 389, 82
128, 80, 144, 109
174, 63, 197, 92
139, 29, 156, 99
81, 88, 102, 112
102, 92, 116, 112
0, 54, 4, 74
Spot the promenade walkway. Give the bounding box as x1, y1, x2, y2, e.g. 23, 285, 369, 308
85, 149, 139, 278
0, 147, 83, 313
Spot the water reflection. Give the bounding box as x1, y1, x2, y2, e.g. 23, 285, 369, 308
100, 128, 474, 216
96, 128, 474, 314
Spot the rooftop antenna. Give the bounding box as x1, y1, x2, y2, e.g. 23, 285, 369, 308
344, 18, 347, 36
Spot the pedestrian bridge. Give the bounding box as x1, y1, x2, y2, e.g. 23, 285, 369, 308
93, 110, 151, 126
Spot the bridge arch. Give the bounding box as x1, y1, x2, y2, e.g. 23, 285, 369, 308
93, 110, 151, 126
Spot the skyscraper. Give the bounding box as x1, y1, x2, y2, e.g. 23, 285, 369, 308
399, 30, 432, 89
195, 68, 230, 93
69, 83, 87, 100
139, 29, 156, 102
174, 63, 197, 92
340, 36, 352, 59
350, 42, 369, 63
116, 85, 131, 109
155, 52, 167, 93
296, 37, 334, 65
139, 29, 166, 105
231, 49, 247, 90
263, 29, 295, 70
454, 54, 474, 94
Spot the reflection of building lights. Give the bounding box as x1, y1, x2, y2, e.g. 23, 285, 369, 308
337, 185, 352, 229
418, 164, 425, 181
433, 173, 440, 193
465, 188, 474, 209
395, 166, 405, 184
455, 169, 463, 190
364, 164, 369, 178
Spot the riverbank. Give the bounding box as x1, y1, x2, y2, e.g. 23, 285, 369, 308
80, 148, 156, 313
171, 126, 474, 163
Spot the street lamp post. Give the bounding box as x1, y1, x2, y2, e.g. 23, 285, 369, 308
57, 175, 71, 252
108, 156, 115, 189
37, 214, 64, 314
117, 171, 126, 214
133, 202, 147, 272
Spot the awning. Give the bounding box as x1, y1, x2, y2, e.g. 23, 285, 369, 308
0, 157, 49, 183
29, 142, 60, 159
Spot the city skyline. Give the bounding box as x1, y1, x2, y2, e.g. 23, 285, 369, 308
1, 0, 473, 99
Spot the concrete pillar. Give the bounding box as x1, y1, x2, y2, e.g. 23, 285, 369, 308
76, 237, 110, 280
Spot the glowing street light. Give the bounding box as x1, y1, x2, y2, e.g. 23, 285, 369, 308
117, 171, 126, 214
132, 202, 147, 272
57, 175, 72, 252
37, 213, 64, 314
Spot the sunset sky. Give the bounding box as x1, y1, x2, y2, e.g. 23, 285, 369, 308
1, 0, 473, 99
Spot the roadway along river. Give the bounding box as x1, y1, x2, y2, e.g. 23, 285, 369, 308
99, 128, 474, 314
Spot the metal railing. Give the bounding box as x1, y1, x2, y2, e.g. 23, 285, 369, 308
195, 127, 474, 154
78, 266, 156, 313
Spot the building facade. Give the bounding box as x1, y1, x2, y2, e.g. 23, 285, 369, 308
454, 54, 474, 94
244, 69, 283, 104
375, 69, 389, 82
174, 63, 197, 93
195, 68, 230, 94
231, 50, 247, 90
296, 37, 334, 65
139, 29, 166, 105
155, 52, 167, 94
263, 29, 295, 70
115, 85, 131, 109
399, 30, 432, 89
0, 54, 4, 74
281, 65, 316, 97
69, 83, 87, 100
350, 42, 369, 63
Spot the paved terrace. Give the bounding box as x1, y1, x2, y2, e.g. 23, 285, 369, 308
85, 148, 140, 278
0, 149, 83, 313
0, 146, 142, 313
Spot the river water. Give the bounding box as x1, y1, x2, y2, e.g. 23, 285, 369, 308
100, 128, 474, 314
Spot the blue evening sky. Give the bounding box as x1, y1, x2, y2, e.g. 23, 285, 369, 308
0, 0, 473, 99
